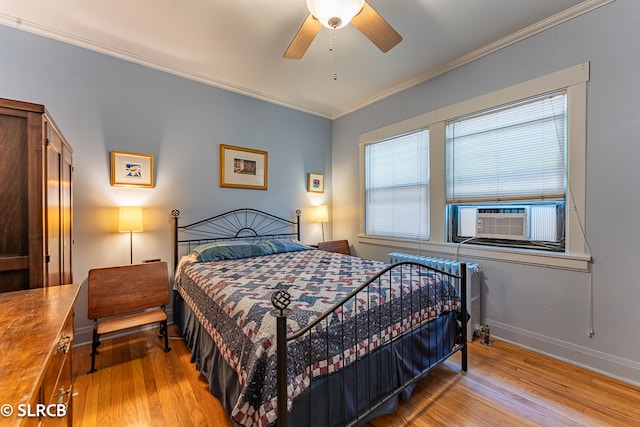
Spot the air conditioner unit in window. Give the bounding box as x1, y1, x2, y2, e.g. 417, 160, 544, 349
476, 208, 527, 240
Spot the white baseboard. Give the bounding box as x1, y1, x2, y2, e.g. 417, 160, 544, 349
487, 319, 640, 387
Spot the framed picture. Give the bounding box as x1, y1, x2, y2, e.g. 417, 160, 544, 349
220, 144, 268, 190
110, 151, 154, 188
307, 173, 324, 193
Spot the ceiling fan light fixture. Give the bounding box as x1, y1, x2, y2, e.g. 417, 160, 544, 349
306, 0, 365, 29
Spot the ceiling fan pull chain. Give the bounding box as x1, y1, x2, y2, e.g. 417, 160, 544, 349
330, 28, 338, 80
329, 27, 335, 52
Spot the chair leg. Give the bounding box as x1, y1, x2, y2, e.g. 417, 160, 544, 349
162, 320, 171, 353
87, 329, 99, 374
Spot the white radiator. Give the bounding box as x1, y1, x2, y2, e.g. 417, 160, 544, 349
388, 252, 482, 342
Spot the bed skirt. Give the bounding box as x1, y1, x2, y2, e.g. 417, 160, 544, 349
174, 290, 458, 426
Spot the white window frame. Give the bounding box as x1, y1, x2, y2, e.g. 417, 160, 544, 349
359, 62, 590, 271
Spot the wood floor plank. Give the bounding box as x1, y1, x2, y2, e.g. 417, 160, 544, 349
95, 343, 114, 426
128, 357, 152, 425
140, 340, 163, 425
72, 325, 640, 427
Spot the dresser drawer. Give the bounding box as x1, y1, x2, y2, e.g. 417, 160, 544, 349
41, 310, 73, 426
40, 354, 71, 427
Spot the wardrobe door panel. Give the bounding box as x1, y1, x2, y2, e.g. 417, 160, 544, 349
62, 145, 73, 285
46, 128, 62, 286
0, 110, 30, 292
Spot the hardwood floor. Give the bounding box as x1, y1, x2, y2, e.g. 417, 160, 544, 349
72, 325, 232, 427
72, 325, 640, 426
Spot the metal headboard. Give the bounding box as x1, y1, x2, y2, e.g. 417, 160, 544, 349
170, 208, 302, 268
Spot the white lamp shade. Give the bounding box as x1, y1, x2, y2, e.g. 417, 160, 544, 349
306, 0, 365, 29
118, 206, 144, 232
313, 205, 329, 223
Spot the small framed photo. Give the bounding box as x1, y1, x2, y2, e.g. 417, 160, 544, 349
220, 144, 268, 190
110, 151, 154, 188
307, 173, 324, 193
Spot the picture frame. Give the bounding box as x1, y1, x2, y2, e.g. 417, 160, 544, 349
220, 144, 268, 190
307, 173, 324, 193
110, 151, 154, 188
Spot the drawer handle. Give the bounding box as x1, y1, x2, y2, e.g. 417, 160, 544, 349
57, 385, 72, 407
57, 334, 71, 354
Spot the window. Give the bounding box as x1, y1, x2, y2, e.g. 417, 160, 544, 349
364, 130, 429, 239
359, 63, 589, 270
445, 92, 567, 251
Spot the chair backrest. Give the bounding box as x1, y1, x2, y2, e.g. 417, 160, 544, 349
88, 261, 170, 319
317, 239, 351, 255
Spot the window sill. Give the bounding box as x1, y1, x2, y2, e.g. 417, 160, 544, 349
357, 235, 591, 271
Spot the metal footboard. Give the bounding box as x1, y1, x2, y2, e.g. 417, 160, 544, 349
271, 261, 468, 427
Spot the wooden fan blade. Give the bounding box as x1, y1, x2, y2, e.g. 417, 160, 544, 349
351, 1, 402, 53
283, 13, 323, 59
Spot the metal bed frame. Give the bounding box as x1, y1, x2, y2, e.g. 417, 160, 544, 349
171, 208, 468, 427
171, 207, 301, 269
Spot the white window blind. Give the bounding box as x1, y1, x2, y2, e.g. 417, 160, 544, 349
446, 92, 567, 204
365, 130, 429, 239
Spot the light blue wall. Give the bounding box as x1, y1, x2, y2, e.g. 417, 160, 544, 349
0, 24, 332, 343
333, 0, 640, 384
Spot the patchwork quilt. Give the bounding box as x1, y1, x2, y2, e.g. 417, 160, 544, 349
174, 249, 461, 427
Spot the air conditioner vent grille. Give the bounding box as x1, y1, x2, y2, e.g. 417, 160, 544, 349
477, 211, 527, 240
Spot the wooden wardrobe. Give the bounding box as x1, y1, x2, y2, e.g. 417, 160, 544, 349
0, 97, 73, 292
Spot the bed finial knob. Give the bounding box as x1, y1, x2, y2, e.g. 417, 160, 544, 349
271, 290, 293, 317
170, 209, 180, 218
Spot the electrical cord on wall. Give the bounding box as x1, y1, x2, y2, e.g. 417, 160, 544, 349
455, 237, 477, 262
552, 91, 594, 338
569, 192, 594, 338
567, 184, 594, 338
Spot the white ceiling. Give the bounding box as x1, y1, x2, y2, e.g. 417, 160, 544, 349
0, 0, 606, 118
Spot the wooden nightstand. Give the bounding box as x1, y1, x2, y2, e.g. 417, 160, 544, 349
317, 240, 351, 255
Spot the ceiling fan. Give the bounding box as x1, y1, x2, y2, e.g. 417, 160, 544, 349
284, 0, 402, 59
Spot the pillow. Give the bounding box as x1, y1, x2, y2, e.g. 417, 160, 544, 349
191, 241, 271, 262
257, 239, 315, 254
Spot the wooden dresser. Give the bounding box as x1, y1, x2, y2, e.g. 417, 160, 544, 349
0, 284, 80, 426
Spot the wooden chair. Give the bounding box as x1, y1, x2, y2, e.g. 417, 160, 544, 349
87, 261, 171, 373
317, 239, 351, 255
